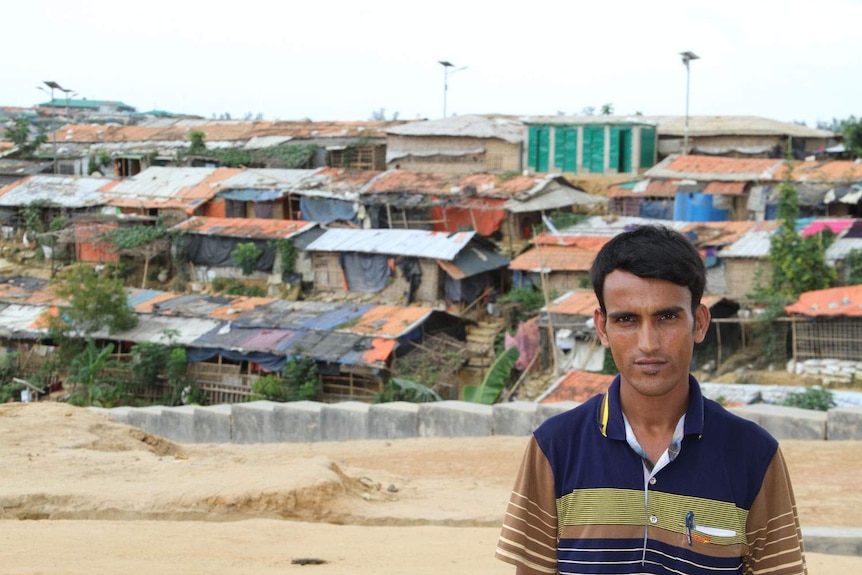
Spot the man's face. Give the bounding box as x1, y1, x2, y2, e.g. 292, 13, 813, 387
594, 270, 710, 399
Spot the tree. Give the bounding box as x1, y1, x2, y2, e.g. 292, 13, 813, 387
600, 103, 614, 115
3, 118, 46, 157
188, 130, 207, 155
49, 266, 139, 338
816, 116, 862, 158
231, 242, 264, 276
767, 180, 836, 299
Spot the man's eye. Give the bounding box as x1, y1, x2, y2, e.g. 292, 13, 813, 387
660, 313, 678, 321
615, 315, 634, 323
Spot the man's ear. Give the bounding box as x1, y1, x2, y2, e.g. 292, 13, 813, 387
594, 308, 609, 347
693, 303, 711, 344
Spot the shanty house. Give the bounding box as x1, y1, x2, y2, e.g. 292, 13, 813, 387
47, 119, 404, 177
0, 276, 469, 402
384, 114, 524, 174
521, 116, 658, 175
360, 170, 606, 255
509, 235, 610, 296
784, 284, 862, 385
303, 228, 510, 310
639, 115, 836, 160
169, 216, 317, 286
825, 220, 862, 282
715, 221, 780, 301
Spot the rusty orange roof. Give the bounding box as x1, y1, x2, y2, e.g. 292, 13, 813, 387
786, 160, 862, 183
364, 170, 552, 198
680, 220, 757, 247
102, 167, 237, 213
610, 179, 747, 198
785, 284, 862, 317
532, 235, 611, 249
509, 245, 598, 272
53, 120, 404, 144
344, 305, 432, 337
540, 370, 614, 403
663, 155, 783, 177
208, 296, 275, 319
547, 291, 599, 316
170, 216, 314, 239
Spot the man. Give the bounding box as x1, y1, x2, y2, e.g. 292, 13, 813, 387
496, 225, 806, 575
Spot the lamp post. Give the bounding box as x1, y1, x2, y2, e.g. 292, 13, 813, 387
680, 51, 699, 155
61, 88, 77, 122
438, 60, 467, 118
40, 81, 71, 173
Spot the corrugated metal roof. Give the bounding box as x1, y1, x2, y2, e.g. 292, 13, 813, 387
50, 119, 407, 146
785, 284, 862, 317
0, 278, 464, 369
546, 291, 599, 316
826, 236, 862, 263
169, 216, 315, 240
0, 304, 49, 337
102, 166, 226, 212
363, 170, 567, 200
716, 222, 780, 258
646, 155, 784, 182
787, 160, 862, 183
509, 245, 598, 272
305, 228, 475, 261
437, 247, 510, 280
522, 115, 657, 127
385, 114, 525, 144
0, 175, 111, 208
639, 115, 835, 138
539, 369, 614, 404
502, 182, 605, 212
92, 315, 220, 345
680, 221, 758, 248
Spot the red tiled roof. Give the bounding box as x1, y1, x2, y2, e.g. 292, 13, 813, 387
785, 284, 862, 317
609, 179, 747, 198
540, 370, 614, 403
703, 181, 747, 195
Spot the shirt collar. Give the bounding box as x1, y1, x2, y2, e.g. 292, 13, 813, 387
598, 373, 705, 440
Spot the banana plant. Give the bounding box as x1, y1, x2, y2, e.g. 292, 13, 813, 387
462, 346, 520, 404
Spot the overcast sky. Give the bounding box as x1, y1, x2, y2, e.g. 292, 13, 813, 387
5, 1, 861, 127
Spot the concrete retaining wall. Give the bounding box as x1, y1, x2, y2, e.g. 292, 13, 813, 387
90, 400, 862, 444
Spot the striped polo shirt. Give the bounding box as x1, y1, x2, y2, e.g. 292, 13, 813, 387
496, 375, 807, 575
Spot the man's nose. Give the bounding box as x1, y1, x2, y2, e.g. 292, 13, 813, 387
637, 322, 660, 353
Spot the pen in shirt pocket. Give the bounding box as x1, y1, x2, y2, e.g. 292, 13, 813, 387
685, 511, 737, 545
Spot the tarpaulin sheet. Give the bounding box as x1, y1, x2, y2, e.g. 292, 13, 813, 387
185, 347, 287, 372
299, 196, 358, 225
431, 199, 506, 236
186, 235, 276, 272
218, 189, 283, 202
505, 318, 540, 371
444, 273, 490, 303
339, 252, 391, 293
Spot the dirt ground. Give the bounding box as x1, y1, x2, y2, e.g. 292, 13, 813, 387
1, 402, 860, 574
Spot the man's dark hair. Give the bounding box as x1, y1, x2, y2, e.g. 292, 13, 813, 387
590, 225, 706, 313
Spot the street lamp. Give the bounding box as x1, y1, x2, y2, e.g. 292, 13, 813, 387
61, 88, 77, 121
38, 81, 68, 174
680, 51, 699, 155
438, 60, 467, 118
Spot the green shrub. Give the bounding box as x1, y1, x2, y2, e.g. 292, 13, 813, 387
781, 387, 836, 411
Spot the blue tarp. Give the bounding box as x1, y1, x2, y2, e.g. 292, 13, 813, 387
299, 196, 358, 224
218, 189, 284, 202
